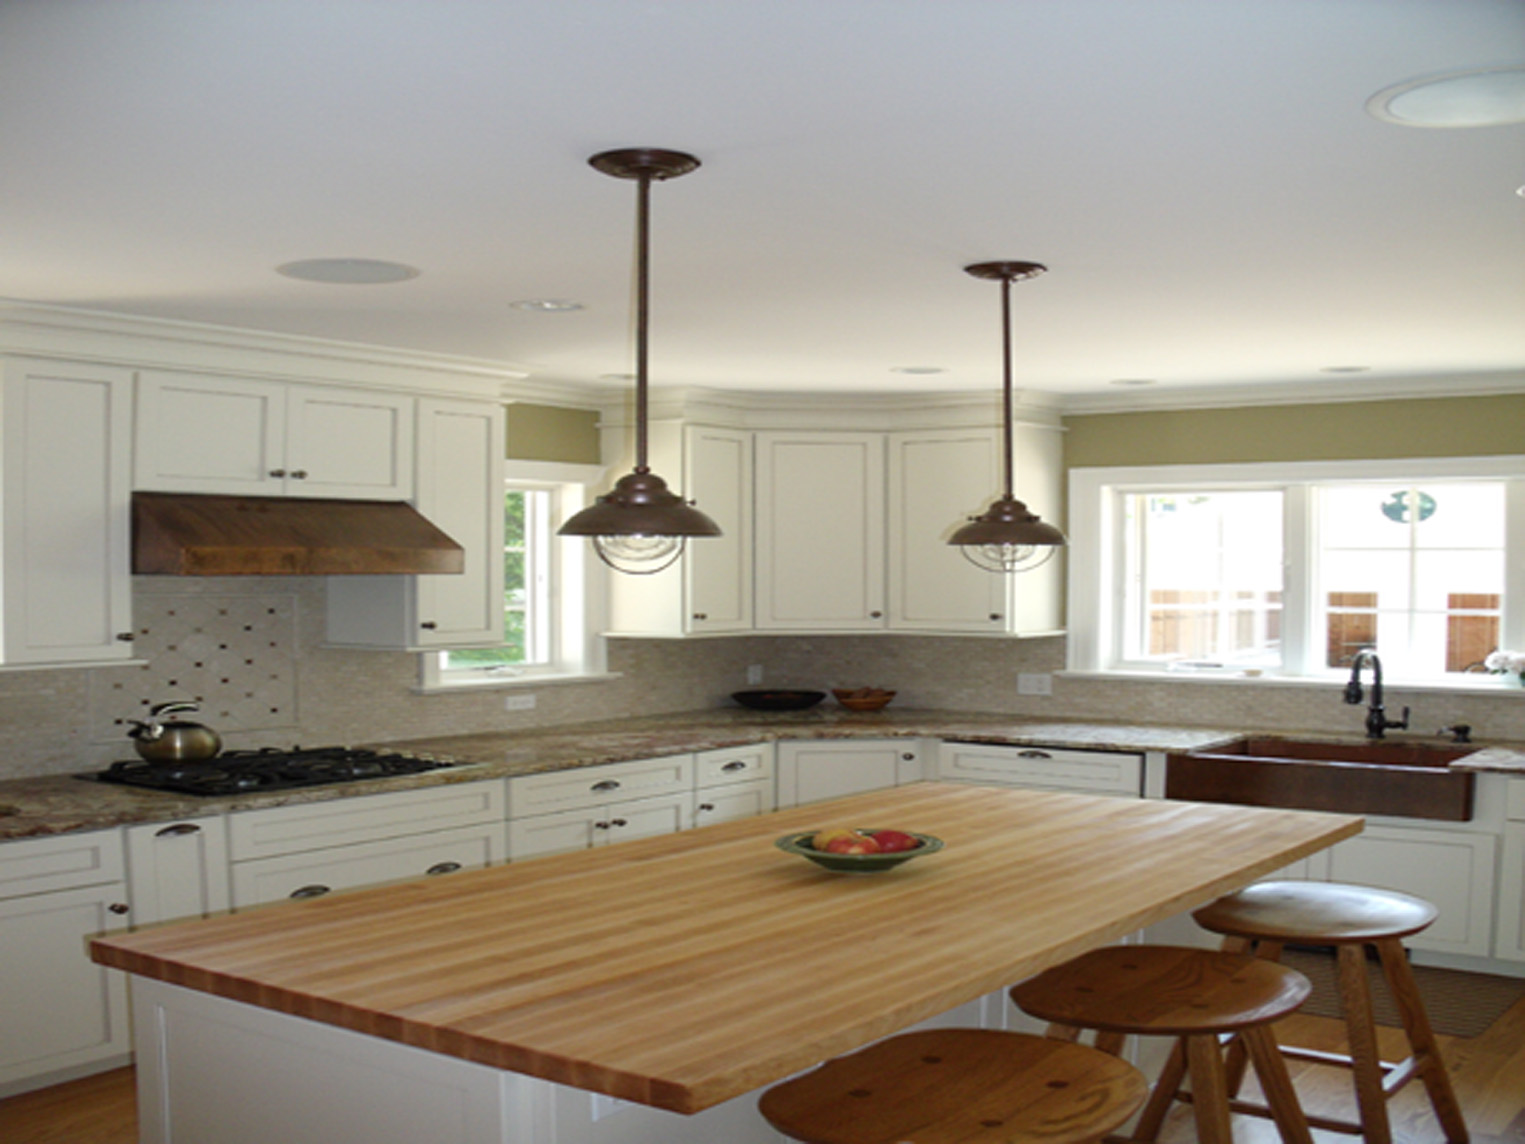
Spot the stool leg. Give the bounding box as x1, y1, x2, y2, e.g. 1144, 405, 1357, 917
1241, 1024, 1314, 1144
1337, 942, 1393, 1144
1130, 1041, 1189, 1144
1222, 937, 1286, 1097
1184, 1033, 1235, 1144
1374, 938, 1469, 1144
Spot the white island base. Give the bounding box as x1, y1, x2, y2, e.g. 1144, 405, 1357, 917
130, 977, 995, 1144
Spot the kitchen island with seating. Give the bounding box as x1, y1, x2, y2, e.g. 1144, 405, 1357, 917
90, 781, 1361, 1144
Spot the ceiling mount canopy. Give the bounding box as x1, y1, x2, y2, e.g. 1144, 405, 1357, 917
947, 260, 1067, 574
557, 147, 722, 575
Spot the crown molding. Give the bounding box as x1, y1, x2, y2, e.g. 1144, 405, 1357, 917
0, 300, 601, 406
1057, 369, 1525, 416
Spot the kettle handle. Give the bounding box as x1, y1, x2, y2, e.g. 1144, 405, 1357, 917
148, 700, 200, 718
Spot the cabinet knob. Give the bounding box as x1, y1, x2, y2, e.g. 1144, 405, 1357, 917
609, 818, 628, 828
108, 902, 130, 916
290, 884, 331, 900
869, 610, 883, 619
155, 823, 202, 838
115, 631, 136, 642
721, 760, 748, 772
269, 468, 287, 478
591, 779, 621, 793
989, 613, 1003, 621
426, 861, 463, 876
692, 613, 708, 621
594, 820, 611, 830
290, 469, 309, 480
419, 621, 438, 630
1017, 750, 1053, 759
901, 753, 916, 761
697, 802, 716, 813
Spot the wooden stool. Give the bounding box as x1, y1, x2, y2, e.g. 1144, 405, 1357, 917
757, 1027, 1148, 1144
1009, 945, 1314, 1144
1193, 881, 1468, 1144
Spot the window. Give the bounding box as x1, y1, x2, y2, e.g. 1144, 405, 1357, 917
1069, 457, 1525, 685
422, 463, 606, 689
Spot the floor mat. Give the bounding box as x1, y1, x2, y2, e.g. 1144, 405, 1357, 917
1279, 948, 1525, 1039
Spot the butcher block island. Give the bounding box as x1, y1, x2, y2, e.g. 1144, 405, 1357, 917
90, 783, 1362, 1144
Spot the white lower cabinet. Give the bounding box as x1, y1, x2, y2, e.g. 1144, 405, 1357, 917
508, 754, 695, 860
509, 794, 692, 860
936, 742, 1143, 797
1494, 779, 1525, 963
1317, 823, 1497, 958
227, 780, 508, 909
776, 739, 923, 808
0, 829, 132, 1095
125, 816, 230, 927
692, 743, 775, 827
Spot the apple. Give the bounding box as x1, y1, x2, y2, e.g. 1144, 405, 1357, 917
823, 832, 881, 855
870, 829, 921, 853
809, 827, 865, 851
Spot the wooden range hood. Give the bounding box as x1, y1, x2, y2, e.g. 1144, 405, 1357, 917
132, 492, 465, 576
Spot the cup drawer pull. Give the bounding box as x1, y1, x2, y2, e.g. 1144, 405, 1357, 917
1017, 750, 1054, 759
290, 884, 331, 900
155, 823, 203, 838
591, 779, 621, 793
426, 861, 463, 876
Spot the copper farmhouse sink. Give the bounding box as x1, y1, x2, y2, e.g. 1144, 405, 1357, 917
1165, 736, 1476, 822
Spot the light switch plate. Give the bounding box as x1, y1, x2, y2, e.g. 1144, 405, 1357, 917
505, 693, 537, 711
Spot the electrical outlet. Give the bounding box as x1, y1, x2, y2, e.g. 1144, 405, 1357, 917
746, 664, 764, 685
1017, 673, 1053, 696
504, 693, 537, 711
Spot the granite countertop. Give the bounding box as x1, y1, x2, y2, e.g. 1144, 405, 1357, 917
3, 707, 1521, 842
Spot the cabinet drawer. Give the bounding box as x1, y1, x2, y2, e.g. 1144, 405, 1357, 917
510, 755, 693, 816
694, 743, 773, 787
1507, 779, 1525, 823
228, 779, 506, 861
938, 743, 1143, 796
0, 829, 125, 899
230, 823, 506, 908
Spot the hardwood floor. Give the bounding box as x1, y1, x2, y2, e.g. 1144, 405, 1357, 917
2, 1001, 1523, 1143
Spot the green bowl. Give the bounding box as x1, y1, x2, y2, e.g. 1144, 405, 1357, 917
775, 830, 943, 873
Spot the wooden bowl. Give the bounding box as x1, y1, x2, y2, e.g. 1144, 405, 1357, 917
832, 688, 896, 712
775, 830, 943, 873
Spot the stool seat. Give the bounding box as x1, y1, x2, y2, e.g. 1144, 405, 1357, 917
1192, 881, 1437, 944
1193, 881, 1467, 1144
1010, 946, 1314, 1144
1010, 945, 1310, 1036
757, 1028, 1148, 1144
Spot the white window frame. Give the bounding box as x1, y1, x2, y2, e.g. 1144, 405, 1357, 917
420, 461, 612, 691
1067, 455, 1525, 688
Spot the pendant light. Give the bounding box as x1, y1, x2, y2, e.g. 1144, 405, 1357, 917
557, 148, 722, 574
947, 261, 1066, 573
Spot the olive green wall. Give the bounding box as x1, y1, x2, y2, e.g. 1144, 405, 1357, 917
504, 403, 602, 463
1062, 393, 1525, 469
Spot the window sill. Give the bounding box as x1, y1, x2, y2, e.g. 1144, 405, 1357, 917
414, 671, 623, 695
1058, 668, 1520, 696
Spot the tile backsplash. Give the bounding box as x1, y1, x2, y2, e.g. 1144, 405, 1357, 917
1, 576, 1521, 782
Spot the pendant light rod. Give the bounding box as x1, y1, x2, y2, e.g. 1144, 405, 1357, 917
964, 260, 1045, 499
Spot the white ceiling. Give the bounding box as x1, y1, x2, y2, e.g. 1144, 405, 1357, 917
1, 0, 1522, 406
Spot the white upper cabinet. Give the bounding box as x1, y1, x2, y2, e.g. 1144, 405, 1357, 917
326, 397, 505, 649
888, 427, 1009, 632
1, 358, 135, 665
135, 372, 415, 500
606, 423, 752, 637
755, 431, 887, 631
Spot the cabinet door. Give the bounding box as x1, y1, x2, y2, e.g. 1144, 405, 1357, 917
684, 426, 752, 632
509, 793, 690, 860
693, 779, 776, 827
888, 428, 1010, 632
2, 358, 134, 665
777, 740, 919, 807
285, 385, 414, 499
1496, 821, 1525, 963
126, 816, 231, 926
230, 823, 506, 909
134, 372, 286, 494
755, 432, 885, 631
0, 883, 132, 1090
1323, 825, 1496, 957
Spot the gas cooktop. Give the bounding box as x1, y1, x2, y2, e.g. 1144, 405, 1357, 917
84, 747, 458, 796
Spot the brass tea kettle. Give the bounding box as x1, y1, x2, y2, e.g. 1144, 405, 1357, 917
127, 701, 222, 763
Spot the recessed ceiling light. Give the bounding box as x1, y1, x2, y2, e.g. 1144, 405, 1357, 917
510, 299, 585, 313
1367, 66, 1525, 128
891, 366, 946, 375
1320, 365, 1371, 374
1108, 378, 1156, 387
276, 258, 420, 284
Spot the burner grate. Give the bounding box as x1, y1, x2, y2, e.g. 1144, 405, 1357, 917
85, 748, 455, 796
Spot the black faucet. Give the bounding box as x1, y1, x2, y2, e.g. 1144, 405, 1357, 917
1344, 649, 1409, 739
